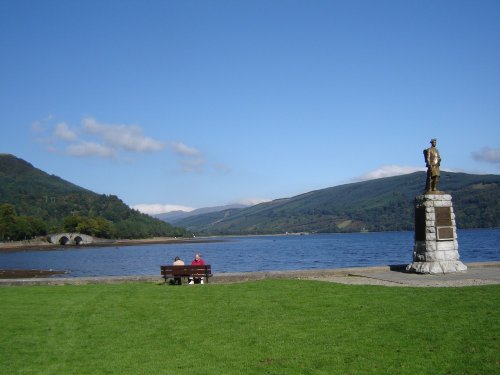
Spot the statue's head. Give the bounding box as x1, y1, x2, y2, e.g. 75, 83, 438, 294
430, 138, 437, 146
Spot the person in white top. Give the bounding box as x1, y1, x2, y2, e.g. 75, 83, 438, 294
172, 256, 184, 284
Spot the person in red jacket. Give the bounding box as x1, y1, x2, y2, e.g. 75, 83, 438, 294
189, 252, 205, 284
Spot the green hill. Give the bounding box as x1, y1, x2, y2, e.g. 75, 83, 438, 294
0, 154, 190, 240
175, 171, 500, 235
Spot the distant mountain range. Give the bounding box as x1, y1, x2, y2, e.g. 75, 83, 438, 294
171, 171, 500, 235
154, 204, 248, 223
2, 154, 498, 239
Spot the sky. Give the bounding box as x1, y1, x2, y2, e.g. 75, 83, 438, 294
1, 0, 499, 215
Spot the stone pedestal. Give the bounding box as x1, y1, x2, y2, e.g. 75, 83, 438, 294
406, 193, 467, 274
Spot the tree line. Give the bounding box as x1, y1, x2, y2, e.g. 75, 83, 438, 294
0, 203, 191, 241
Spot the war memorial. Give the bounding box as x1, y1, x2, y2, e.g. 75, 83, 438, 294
406, 139, 468, 274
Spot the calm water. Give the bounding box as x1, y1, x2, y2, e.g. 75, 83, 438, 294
0, 229, 498, 277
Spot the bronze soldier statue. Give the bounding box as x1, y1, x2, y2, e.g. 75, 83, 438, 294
423, 138, 441, 193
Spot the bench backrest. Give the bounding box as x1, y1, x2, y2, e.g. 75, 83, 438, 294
161, 265, 212, 277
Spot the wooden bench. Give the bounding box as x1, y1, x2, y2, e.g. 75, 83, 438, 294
161, 265, 212, 284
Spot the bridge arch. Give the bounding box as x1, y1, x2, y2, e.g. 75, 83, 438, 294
49, 233, 94, 246
59, 236, 70, 245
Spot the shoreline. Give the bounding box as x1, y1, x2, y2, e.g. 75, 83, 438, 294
0, 261, 499, 287
0, 233, 314, 252
2, 228, 496, 252
0, 236, 220, 253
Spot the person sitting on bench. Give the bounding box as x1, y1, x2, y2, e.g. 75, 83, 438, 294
189, 252, 205, 284
172, 256, 184, 285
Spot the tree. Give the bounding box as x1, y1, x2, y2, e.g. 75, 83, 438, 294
0, 204, 47, 240
63, 214, 84, 232
0, 204, 17, 240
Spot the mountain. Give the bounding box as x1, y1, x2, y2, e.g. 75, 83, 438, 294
175, 171, 500, 235
155, 204, 248, 224
0, 154, 191, 240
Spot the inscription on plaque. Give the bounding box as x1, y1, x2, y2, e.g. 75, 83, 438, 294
415, 207, 426, 241
437, 227, 454, 240
435, 207, 454, 240
435, 207, 452, 226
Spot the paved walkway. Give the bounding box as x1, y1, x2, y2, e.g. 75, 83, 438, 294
303, 262, 500, 287
0, 261, 499, 287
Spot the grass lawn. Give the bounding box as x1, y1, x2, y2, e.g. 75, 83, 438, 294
0, 279, 498, 374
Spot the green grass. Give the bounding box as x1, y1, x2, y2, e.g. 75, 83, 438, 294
0, 280, 499, 374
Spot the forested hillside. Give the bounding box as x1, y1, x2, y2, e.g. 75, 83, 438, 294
0, 154, 190, 240
3, 153, 497, 240
175, 171, 500, 235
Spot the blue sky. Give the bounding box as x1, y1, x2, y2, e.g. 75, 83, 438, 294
1, 0, 499, 214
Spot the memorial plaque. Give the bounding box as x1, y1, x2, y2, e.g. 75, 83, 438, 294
415, 206, 426, 241
437, 227, 454, 240
435, 207, 452, 226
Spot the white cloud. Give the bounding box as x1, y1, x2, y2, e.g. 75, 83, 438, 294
180, 158, 206, 173
168, 142, 201, 157
356, 165, 425, 181
82, 117, 165, 153
31, 114, 54, 133
472, 147, 500, 164
54, 122, 77, 141
67, 141, 116, 158
132, 203, 195, 215
165, 142, 207, 173
31, 121, 45, 133
237, 198, 271, 206
33, 116, 210, 169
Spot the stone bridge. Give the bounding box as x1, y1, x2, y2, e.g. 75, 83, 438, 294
48, 233, 94, 246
